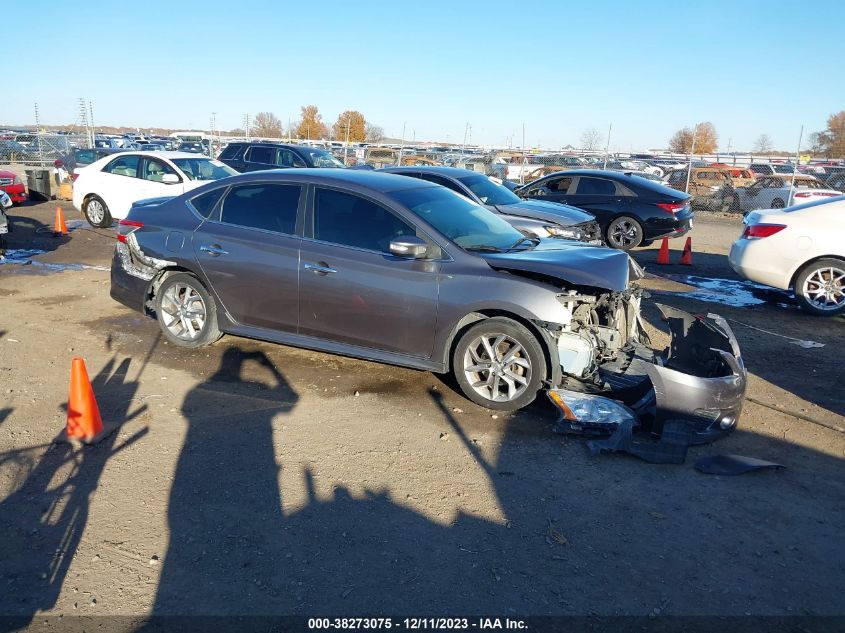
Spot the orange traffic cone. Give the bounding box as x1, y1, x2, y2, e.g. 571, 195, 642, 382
54, 206, 68, 236
680, 237, 693, 266
656, 237, 670, 265
57, 358, 115, 446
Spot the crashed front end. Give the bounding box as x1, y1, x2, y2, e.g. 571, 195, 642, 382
542, 277, 745, 459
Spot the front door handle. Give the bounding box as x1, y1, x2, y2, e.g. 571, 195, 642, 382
304, 262, 338, 275
200, 244, 228, 257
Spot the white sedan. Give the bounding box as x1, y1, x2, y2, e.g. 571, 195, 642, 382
730, 175, 841, 212
72, 151, 237, 227
729, 195, 845, 315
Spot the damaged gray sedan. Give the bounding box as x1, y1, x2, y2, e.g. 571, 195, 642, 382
110, 170, 745, 438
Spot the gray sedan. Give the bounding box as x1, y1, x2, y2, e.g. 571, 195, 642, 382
110, 169, 745, 438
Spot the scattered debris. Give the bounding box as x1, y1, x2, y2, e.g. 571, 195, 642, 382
452, 407, 463, 414
726, 318, 824, 349
694, 454, 785, 476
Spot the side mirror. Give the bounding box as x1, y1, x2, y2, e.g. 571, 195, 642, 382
161, 173, 179, 184
389, 236, 429, 259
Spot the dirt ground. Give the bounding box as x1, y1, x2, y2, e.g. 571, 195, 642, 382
0, 201, 843, 625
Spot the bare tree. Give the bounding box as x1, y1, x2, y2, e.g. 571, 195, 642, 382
365, 123, 384, 143
753, 134, 773, 154
252, 112, 283, 138
580, 127, 602, 151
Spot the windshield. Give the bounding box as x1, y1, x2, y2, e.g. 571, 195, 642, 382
171, 158, 237, 181
457, 174, 521, 206
389, 186, 524, 252
305, 149, 345, 168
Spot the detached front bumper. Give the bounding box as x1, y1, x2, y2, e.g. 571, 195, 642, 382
549, 304, 746, 461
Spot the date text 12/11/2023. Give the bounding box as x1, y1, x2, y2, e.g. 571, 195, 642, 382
307, 617, 528, 630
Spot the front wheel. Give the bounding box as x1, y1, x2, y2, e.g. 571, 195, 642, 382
84, 195, 112, 228
155, 273, 222, 347
606, 215, 644, 250
452, 317, 546, 411
794, 258, 845, 316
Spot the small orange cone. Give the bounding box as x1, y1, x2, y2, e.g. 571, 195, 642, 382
54, 206, 68, 236
656, 237, 670, 265
58, 358, 115, 446
680, 237, 693, 266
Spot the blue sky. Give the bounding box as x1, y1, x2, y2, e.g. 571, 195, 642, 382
4, 0, 843, 151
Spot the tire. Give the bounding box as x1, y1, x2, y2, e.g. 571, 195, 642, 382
794, 258, 845, 316
155, 273, 222, 348
84, 195, 113, 228
727, 193, 741, 213
452, 316, 546, 411
771, 198, 785, 209
606, 215, 644, 250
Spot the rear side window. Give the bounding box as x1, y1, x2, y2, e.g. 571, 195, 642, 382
191, 188, 226, 218
575, 177, 616, 195
217, 144, 241, 160
74, 149, 97, 164
313, 188, 415, 252
104, 155, 139, 177
548, 176, 573, 192
418, 174, 467, 197
220, 184, 301, 234
245, 146, 275, 165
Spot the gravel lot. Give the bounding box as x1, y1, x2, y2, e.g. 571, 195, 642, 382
1, 200, 843, 624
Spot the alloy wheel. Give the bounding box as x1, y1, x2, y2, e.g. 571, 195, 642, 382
463, 334, 532, 403
87, 199, 105, 225
801, 265, 845, 312
160, 283, 207, 341
608, 218, 640, 248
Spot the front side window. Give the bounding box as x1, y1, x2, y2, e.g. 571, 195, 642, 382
418, 174, 468, 197
246, 146, 275, 164
314, 188, 416, 252
104, 155, 139, 178
304, 149, 345, 168
141, 158, 178, 182
575, 177, 616, 195
220, 184, 301, 234
549, 176, 573, 193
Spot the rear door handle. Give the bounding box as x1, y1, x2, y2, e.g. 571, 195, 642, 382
200, 244, 228, 257
304, 262, 338, 275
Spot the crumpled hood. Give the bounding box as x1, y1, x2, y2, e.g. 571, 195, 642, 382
494, 199, 595, 226
480, 241, 632, 291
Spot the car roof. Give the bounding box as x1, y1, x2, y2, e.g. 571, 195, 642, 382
107, 151, 208, 159
225, 141, 323, 151
383, 166, 480, 179
224, 168, 434, 192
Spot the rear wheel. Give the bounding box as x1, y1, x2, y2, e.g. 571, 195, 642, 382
155, 273, 222, 347
794, 258, 845, 316
453, 317, 546, 411
606, 216, 643, 250
84, 195, 112, 228
771, 198, 785, 209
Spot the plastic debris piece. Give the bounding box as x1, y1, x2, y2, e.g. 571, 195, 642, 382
694, 454, 785, 475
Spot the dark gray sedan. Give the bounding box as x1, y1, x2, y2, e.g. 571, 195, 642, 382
382, 167, 602, 243
110, 169, 745, 432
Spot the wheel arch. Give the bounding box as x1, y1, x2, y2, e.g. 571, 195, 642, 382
143, 266, 206, 318
789, 254, 845, 290
441, 309, 558, 387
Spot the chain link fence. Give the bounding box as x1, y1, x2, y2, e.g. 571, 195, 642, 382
0, 132, 88, 167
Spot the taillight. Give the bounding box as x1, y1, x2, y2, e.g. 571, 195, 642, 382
794, 191, 838, 198
656, 202, 686, 215
117, 219, 143, 243
71, 173, 80, 182
742, 224, 786, 239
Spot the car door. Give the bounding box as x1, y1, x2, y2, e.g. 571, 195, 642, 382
298, 186, 440, 358
192, 182, 303, 332
557, 175, 626, 225
137, 156, 185, 200
98, 154, 146, 217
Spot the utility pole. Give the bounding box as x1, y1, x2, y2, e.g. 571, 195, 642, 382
521, 122, 526, 185
397, 122, 406, 166
88, 101, 95, 146
461, 122, 469, 159
788, 125, 804, 206
684, 131, 698, 194
34, 102, 44, 168
602, 122, 613, 169
243, 114, 250, 140
345, 115, 351, 164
